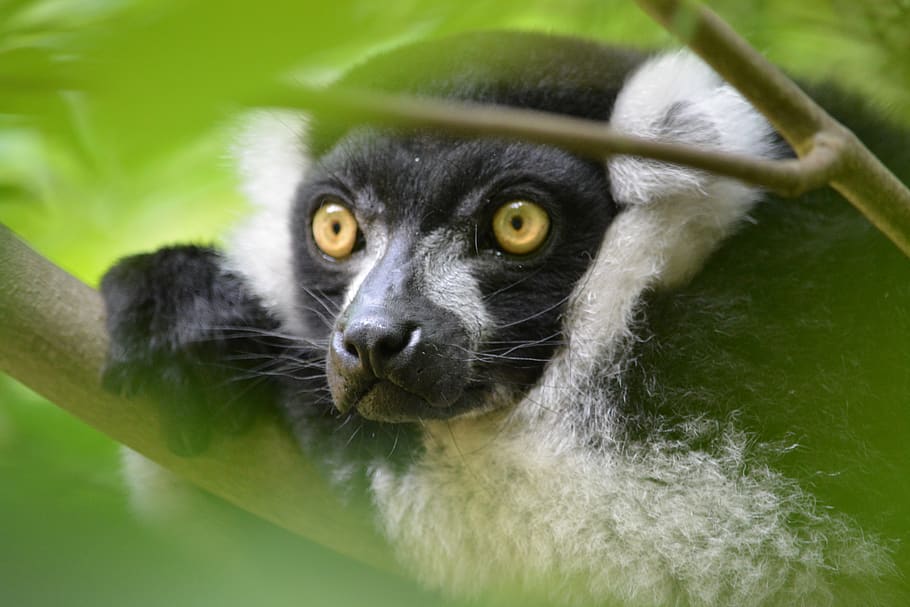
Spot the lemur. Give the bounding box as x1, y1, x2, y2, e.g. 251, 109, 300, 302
101, 32, 910, 606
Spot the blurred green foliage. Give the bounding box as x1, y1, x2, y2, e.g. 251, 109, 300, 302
1, 1, 909, 605
2, 0, 909, 279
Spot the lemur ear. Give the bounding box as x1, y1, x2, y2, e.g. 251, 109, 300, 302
600, 50, 782, 291
550, 52, 783, 379
607, 51, 780, 207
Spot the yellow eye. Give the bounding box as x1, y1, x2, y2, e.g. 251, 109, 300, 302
492, 200, 550, 255
312, 201, 359, 259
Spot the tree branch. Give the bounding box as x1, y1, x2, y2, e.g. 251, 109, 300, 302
0, 223, 395, 572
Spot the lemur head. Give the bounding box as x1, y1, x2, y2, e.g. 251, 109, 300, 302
291, 33, 637, 422
293, 129, 615, 422
230, 32, 776, 424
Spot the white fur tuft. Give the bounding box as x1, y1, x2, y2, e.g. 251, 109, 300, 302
372, 413, 890, 606
223, 111, 310, 334
231, 110, 310, 210
608, 51, 778, 209
416, 229, 490, 344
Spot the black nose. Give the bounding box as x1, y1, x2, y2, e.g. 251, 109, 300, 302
335, 317, 419, 378
327, 306, 471, 419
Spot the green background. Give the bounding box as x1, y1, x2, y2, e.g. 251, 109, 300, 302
1, 1, 909, 605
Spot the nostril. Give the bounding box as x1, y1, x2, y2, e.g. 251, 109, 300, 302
374, 330, 411, 359
343, 339, 360, 359
333, 329, 363, 364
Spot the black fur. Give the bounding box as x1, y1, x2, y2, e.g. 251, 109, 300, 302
101, 246, 288, 455
291, 134, 617, 419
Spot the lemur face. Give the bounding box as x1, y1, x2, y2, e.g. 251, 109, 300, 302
289, 128, 616, 422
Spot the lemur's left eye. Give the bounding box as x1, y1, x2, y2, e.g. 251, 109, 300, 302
492, 200, 550, 255
312, 201, 359, 259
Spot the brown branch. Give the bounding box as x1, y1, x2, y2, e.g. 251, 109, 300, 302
636, 0, 829, 150
0, 223, 396, 572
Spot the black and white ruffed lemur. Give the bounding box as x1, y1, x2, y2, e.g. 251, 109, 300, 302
100, 31, 910, 606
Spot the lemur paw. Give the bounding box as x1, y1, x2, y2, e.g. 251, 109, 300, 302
101, 245, 279, 455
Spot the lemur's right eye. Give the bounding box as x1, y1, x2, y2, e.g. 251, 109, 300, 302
312, 200, 359, 259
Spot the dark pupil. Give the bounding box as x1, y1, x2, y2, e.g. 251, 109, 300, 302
510, 216, 524, 231
331, 221, 342, 235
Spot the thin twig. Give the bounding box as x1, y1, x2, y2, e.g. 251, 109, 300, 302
265, 84, 838, 198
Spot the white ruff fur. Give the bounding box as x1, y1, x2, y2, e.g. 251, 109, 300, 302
224, 110, 309, 335
223, 52, 891, 605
